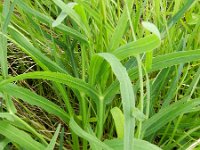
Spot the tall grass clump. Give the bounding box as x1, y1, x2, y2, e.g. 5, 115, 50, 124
0, 0, 199, 149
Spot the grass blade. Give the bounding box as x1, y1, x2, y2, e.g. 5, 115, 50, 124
104, 138, 162, 150
0, 84, 70, 123
113, 34, 160, 60
6, 26, 67, 73
152, 50, 200, 71
0, 120, 46, 150
110, 107, 124, 139
0, 71, 100, 102
161, 0, 196, 38
0, 0, 17, 113
98, 53, 135, 150
46, 124, 61, 150
52, 0, 88, 35
69, 118, 112, 150
142, 97, 200, 137
16, 0, 87, 42
52, 2, 77, 27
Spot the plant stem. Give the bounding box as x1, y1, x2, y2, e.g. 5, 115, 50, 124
97, 96, 105, 139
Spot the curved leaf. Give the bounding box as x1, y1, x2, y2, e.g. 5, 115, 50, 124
152, 50, 200, 71
113, 34, 160, 60
46, 124, 61, 150
69, 118, 112, 150
0, 120, 46, 150
98, 53, 135, 150
0, 84, 69, 123
0, 71, 100, 102
7, 26, 67, 73
142, 97, 200, 137
104, 138, 162, 150
16, 0, 87, 42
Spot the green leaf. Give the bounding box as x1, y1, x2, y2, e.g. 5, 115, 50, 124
16, 0, 87, 42
161, 0, 196, 38
52, 0, 89, 35
132, 107, 147, 122
108, 0, 134, 51
69, 118, 112, 150
7, 26, 67, 73
0, 71, 100, 103
0, 0, 17, 113
142, 97, 200, 137
0, 84, 69, 123
104, 50, 200, 105
0, 138, 10, 150
152, 50, 200, 71
110, 107, 124, 139
46, 124, 61, 150
0, 112, 47, 145
0, 120, 46, 150
52, 2, 77, 27
112, 34, 161, 60
104, 138, 162, 150
142, 21, 161, 40
98, 53, 135, 150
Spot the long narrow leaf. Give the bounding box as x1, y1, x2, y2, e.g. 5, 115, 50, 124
0, 120, 46, 150
46, 124, 61, 150
0, 84, 70, 123
113, 34, 160, 60
16, 0, 87, 42
0, 71, 100, 102
98, 53, 135, 150
142, 97, 200, 137
7, 26, 67, 73
69, 118, 112, 150
104, 138, 162, 150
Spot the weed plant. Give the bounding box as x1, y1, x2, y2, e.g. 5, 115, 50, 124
0, 0, 199, 149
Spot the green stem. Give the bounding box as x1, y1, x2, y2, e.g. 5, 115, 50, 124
0, 0, 17, 113
136, 56, 144, 139
97, 96, 105, 139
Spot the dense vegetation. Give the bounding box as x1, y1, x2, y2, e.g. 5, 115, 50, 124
0, 0, 199, 149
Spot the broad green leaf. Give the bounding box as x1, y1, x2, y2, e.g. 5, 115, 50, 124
112, 34, 160, 60
104, 138, 162, 150
0, 112, 15, 121
142, 21, 160, 71
104, 50, 200, 105
46, 124, 61, 150
90, 34, 161, 88
98, 53, 135, 150
142, 21, 161, 40
110, 107, 124, 139
0, 84, 70, 123
0, 120, 46, 150
152, 50, 200, 71
142, 97, 200, 137
0, 71, 100, 102
16, 0, 87, 42
69, 118, 112, 150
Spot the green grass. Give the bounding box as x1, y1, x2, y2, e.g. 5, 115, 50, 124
0, 0, 199, 149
